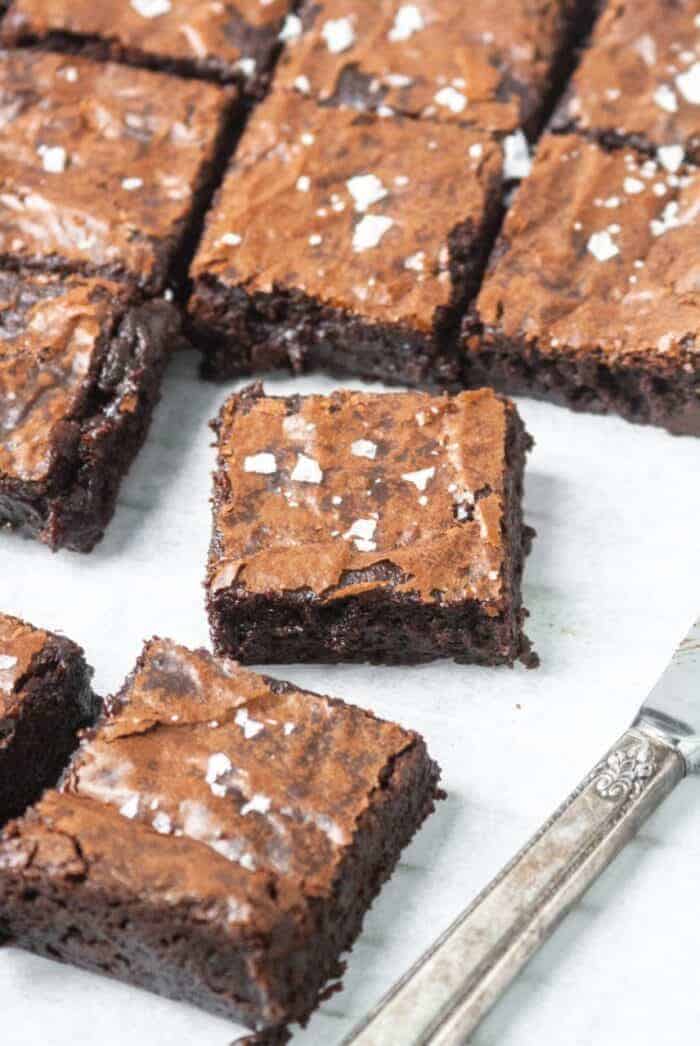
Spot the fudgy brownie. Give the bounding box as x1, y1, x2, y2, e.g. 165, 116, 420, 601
463, 135, 700, 436
0, 638, 440, 1031
189, 91, 503, 386
1, 0, 293, 97
207, 383, 533, 665
0, 50, 236, 293
551, 0, 700, 162
275, 0, 589, 139
0, 271, 180, 551
0, 613, 96, 827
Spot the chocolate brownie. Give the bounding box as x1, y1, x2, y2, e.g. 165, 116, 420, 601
0, 613, 96, 826
1, 0, 293, 97
207, 383, 534, 665
0, 638, 440, 1031
275, 0, 590, 139
551, 0, 700, 163
463, 134, 700, 436
189, 91, 503, 386
0, 50, 237, 293
0, 271, 180, 551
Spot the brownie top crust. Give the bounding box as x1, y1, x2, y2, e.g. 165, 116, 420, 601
472, 134, 700, 363
48, 638, 420, 907
552, 0, 700, 159
0, 50, 232, 290
275, 0, 577, 133
0, 272, 134, 486
192, 91, 502, 332
2, 0, 292, 90
0, 613, 48, 720
209, 384, 511, 607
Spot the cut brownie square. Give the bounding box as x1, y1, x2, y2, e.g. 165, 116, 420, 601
189, 91, 503, 386
207, 383, 534, 665
275, 0, 589, 139
0, 271, 180, 551
0, 613, 96, 826
1, 0, 293, 97
463, 134, 700, 436
0, 50, 236, 293
551, 0, 700, 163
0, 638, 441, 1030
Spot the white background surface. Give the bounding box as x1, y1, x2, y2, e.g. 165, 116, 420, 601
2, 349, 700, 1046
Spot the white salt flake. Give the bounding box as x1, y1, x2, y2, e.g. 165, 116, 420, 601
676, 62, 700, 104
206, 752, 232, 797
296, 175, 311, 192
352, 214, 394, 251
38, 145, 67, 173
308, 233, 323, 246
587, 230, 619, 261
386, 73, 414, 87
219, 231, 242, 246
650, 200, 681, 236
502, 130, 531, 179
235, 707, 265, 740
234, 57, 256, 80
351, 439, 377, 459
332, 494, 343, 505
346, 173, 388, 211
401, 466, 435, 491
344, 518, 377, 551
404, 251, 425, 272
623, 176, 645, 194
278, 13, 302, 41
469, 143, 483, 159
152, 811, 172, 834
63, 66, 79, 82
240, 853, 256, 871
240, 794, 272, 817
633, 33, 656, 66
244, 452, 277, 474
121, 177, 143, 191
120, 796, 139, 819
283, 722, 296, 735
0, 655, 17, 670
658, 145, 684, 172
294, 75, 311, 94
291, 453, 323, 483
131, 0, 171, 16
653, 84, 678, 113
388, 5, 425, 42
434, 85, 467, 112
322, 17, 356, 53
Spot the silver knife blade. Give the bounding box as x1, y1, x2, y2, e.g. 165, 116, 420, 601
635, 615, 700, 772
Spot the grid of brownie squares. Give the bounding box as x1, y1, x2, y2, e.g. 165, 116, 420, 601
206, 383, 533, 666
0, 638, 441, 1030
463, 134, 700, 436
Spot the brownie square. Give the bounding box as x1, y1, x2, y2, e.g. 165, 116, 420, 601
0, 271, 180, 551
189, 91, 503, 386
463, 134, 700, 436
207, 383, 533, 665
0, 50, 236, 293
1, 0, 293, 97
0, 613, 96, 826
0, 638, 440, 1030
275, 0, 589, 139
551, 0, 700, 163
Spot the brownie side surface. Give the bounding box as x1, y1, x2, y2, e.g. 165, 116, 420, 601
0, 614, 96, 827
189, 92, 503, 387
0, 640, 440, 1029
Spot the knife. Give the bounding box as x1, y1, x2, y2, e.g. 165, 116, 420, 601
343, 615, 700, 1046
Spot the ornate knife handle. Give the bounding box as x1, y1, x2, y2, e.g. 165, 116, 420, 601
343, 730, 684, 1046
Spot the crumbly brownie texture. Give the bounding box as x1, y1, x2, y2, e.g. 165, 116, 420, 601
0, 50, 236, 293
1, 0, 293, 96
0, 271, 180, 551
551, 0, 700, 162
0, 638, 440, 1030
207, 384, 533, 665
0, 613, 96, 827
189, 92, 503, 386
463, 135, 700, 436
275, 0, 587, 138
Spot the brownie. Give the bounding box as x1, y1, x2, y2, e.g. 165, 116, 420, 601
206, 383, 534, 666
0, 50, 236, 293
551, 0, 700, 163
0, 271, 180, 552
1, 0, 293, 97
463, 134, 700, 437
274, 0, 591, 140
0, 637, 440, 1031
0, 613, 96, 827
189, 91, 503, 386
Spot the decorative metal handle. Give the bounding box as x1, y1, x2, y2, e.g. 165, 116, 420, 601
343, 729, 685, 1046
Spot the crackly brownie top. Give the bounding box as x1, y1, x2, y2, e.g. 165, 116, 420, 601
0, 271, 134, 486
554, 0, 700, 158
0, 613, 49, 720
209, 384, 511, 607
275, 0, 575, 133
9, 637, 420, 920
0, 50, 231, 290
2, 0, 292, 89
473, 134, 700, 362
192, 91, 501, 331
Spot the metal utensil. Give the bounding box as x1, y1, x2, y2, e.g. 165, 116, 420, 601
343, 615, 700, 1046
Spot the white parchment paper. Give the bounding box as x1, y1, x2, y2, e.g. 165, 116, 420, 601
2, 350, 700, 1046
